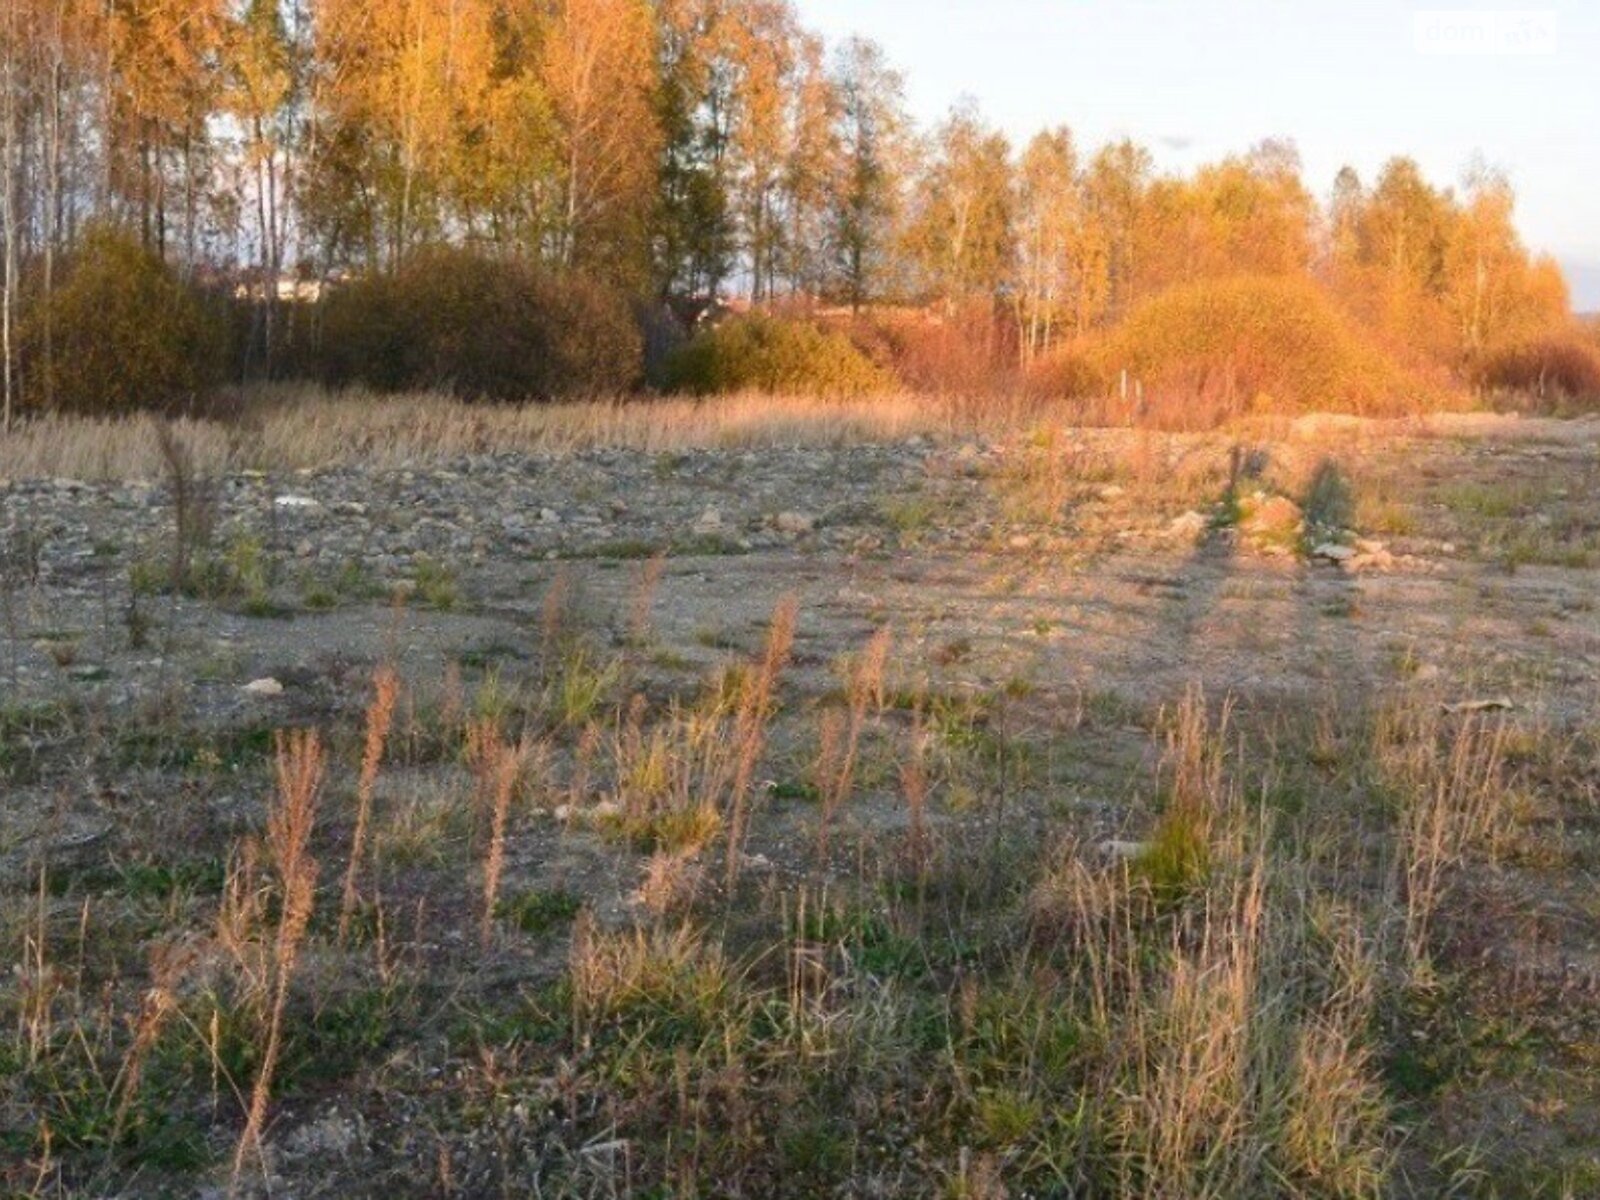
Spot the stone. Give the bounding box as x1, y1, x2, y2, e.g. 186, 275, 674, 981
1312, 542, 1356, 562
285, 1112, 361, 1158
274, 494, 320, 510
1349, 545, 1396, 572
242, 677, 285, 697
1099, 839, 1151, 862
1443, 697, 1515, 715
1166, 510, 1207, 539
774, 511, 816, 534
1240, 493, 1303, 540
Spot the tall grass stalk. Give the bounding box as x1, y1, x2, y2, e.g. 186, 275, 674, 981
232, 730, 324, 1190
339, 666, 399, 942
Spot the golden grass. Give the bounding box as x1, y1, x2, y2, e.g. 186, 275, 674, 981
338, 667, 398, 943
0, 385, 1030, 481
0, 609, 1563, 1194
0, 379, 1564, 485
233, 730, 323, 1190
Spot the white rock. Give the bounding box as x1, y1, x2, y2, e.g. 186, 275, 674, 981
1349, 548, 1396, 572
1166, 511, 1207, 539
274, 494, 320, 510
1443, 697, 1515, 715
774, 511, 816, 534
1313, 542, 1356, 562
285, 1112, 360, 1157
242, 677, 284, 697
1099, 839, 1151, 862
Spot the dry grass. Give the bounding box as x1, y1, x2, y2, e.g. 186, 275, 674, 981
815, 627, 890, 863
0, 386, 1051, 482
469, 724, 531, 950
2, 430, 1589, 1195
0, 379, 1559, 486
338, 667, 398, 942
723, 595, 797, 887
1378, 703, 1516, 964
233, 730, 323, 1189
0, 637, 1567, 1195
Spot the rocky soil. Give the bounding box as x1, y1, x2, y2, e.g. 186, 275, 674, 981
4, 419, 1598, 723
5, 413, 1600, 1196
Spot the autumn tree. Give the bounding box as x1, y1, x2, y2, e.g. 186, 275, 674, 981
775, 28, 833, 298
653, 0, 732, 297
1331, 156, 1460, 358
904, 100, 1012, 309
1083, 137, 1153, 318
309, 0, 498, 267
223, 0, 306, 373
1326, 165, 1365, 269
106, 0, 230, 259
541, 0, 660, 284
1013, 126, 1106, 362
0, 0, 1582, 405
1444, 163, 1566, 366
2, 0, 18, 426
826, 34, 907, 310
1359, 157, 1455, 297
720, 0, 799, 300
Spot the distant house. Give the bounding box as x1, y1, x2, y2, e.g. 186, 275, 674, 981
230, 275, 334, 304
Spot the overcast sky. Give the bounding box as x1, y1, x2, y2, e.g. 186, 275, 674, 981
798, 1, 1600, 309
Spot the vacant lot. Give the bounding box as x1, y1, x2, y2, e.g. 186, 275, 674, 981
3, 405, 1599, 1197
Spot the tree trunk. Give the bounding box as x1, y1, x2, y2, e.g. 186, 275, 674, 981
2, 0, 19, 431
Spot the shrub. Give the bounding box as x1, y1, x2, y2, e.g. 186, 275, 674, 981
1027, 275, 1432, 424
663, 314, 892, 397
19, 225, 225, 414
317, 248, 642, 401
1479, 332, 1600, 408
844, 303, 1016, 395
1021, 342, 1107, 402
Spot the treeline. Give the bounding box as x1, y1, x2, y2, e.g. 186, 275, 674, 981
1, 0, 1595, 422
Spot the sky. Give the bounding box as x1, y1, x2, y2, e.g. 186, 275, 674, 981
797, 0, 1600, 310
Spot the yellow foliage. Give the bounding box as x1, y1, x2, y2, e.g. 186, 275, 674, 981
19, 226, 225, 414
1480, 330, 1600, 408
317, 248, 641, 401
1028, 275, 1441, 422
664, 315, 893, 397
